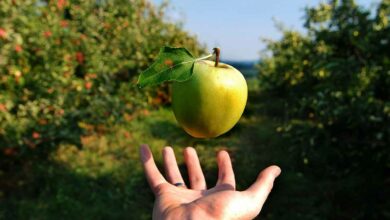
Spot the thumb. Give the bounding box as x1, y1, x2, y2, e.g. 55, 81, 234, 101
245, 165, 281, 211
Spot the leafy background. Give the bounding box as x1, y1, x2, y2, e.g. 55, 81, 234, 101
0, 0, 389, 219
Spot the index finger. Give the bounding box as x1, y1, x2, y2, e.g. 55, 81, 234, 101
140, 144, 167, 194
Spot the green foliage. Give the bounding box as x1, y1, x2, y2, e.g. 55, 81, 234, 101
259, 0, 389, 217
137, 47, 201, 88
0, 0, 204, 158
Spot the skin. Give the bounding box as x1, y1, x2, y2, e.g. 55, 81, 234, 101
140, 145, 281, 220
172, 60, 248, 138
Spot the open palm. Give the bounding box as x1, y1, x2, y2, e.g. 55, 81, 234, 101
140, 145, 281, 220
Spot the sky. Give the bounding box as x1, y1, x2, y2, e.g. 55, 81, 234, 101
152, 0, 378, 61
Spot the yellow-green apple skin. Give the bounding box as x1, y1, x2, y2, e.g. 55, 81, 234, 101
172, 60, 248, 138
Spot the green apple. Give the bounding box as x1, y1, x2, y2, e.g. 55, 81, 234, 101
172, 60, 248, 138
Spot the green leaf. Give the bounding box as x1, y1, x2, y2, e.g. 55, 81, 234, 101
137, 46, 197, 88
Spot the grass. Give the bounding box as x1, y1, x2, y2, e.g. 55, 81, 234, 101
1, 78, 385, 219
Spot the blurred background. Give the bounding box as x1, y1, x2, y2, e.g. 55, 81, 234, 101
0, 0, 388, 219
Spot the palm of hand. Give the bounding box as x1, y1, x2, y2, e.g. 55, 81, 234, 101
140, 145, 280, 220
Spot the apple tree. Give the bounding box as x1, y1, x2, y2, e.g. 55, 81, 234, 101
0, 0, 204, 160
258, 0, 389, 217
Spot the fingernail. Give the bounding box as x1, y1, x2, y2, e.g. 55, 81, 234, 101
140, 144, 149, 162
274, 166, 282, 178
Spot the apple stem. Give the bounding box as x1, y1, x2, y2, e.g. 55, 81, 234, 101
213, 48, 220, 67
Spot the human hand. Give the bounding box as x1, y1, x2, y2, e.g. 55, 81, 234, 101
140, 145, 281, 220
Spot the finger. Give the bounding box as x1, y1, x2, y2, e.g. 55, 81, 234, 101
184, 147, 206, 190
245, 165, 281, 208
216, 150, 235, 189
162, 146, 186, 187
140, 144, 167, 194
